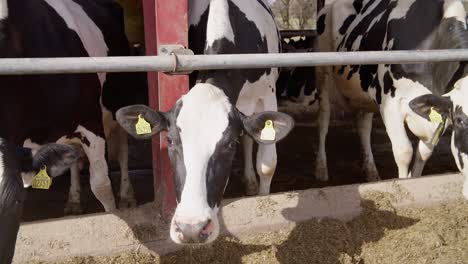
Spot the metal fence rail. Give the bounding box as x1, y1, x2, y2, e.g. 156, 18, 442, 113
0, 49, 467, 75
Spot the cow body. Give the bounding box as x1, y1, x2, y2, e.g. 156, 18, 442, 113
0, 0, 146, 213
276, 37, 318, 111
315, 0, 468, 192
117, 0, 294, 245
0, 140, 79, 264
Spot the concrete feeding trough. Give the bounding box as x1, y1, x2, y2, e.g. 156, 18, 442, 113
13, 173, 465, 263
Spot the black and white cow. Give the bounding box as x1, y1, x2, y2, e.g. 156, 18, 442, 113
117, 0, 294, 244
276, 37, 318, 109
0, 140, 80, 264
315, 0, 468, 198
0, 0, 147, 213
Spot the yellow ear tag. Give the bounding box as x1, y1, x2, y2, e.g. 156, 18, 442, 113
429, 107, 443, 124
135, 114, 152, 135
260, 120, 276, 141
431, 122, 444, 145
32, 166, 52, 190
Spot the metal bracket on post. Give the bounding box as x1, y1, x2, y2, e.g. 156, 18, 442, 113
158, 44, 194, 75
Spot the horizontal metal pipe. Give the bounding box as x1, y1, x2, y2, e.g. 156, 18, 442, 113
279, 29, 317, 38
0, 49, 466, 75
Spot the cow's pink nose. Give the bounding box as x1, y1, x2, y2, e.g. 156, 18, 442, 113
173, 218, 213, 244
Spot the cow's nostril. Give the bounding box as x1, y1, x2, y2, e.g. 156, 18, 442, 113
201, 219, 213, 234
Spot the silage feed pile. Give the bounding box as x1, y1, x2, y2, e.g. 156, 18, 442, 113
36, 193, 468, 264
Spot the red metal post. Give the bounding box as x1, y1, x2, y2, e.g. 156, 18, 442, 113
143, 0, 189, 219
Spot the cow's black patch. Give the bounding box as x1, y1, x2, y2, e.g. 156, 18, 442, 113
431, 18, 468, 94
339, 15, 357, 35
0, 0, 108, 146
361, 0, 376, 14
353, 0, 364, 13
198, 0, 273, 104
336, 0, 397, 98
386, 0, 444, 91
445, 61, 468, 93
453, 106, 468, 169
277, 66, 315, 100
317, 13, 326, 35
206, 109, 242, 207
0, 141, 26, 213
383, 71, 396, 97
373, 74, 382, 104
189, 3, 210, 88
164, 101, 186, 203
333, 0, 468, 103
0, 141, 26, 264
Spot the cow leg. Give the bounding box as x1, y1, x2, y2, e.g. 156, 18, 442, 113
256, 143, 277, 195
116, 127, 136, 208
356, 112, 381, 181
242, 135, 259, 196
256, 94, 278, 195
238, 98, 259, 196
64, 163, 84, 214
77, 126, 116, 212
315, 77, 331, 182
411, 140, 433, 178
381, 110, 413, 179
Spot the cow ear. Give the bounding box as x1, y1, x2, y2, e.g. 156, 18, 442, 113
241, 111, 295, 144
116, 104, 168, 140
32, 144, 81, 177
409, 94, 453, 121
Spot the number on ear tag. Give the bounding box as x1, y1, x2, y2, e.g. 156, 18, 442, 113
260, 120, 276, 141
32, 166, 52, 190
429, 107, 443, 124
135, 114, 152, 135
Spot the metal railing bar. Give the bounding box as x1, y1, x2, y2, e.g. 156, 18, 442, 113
0, 49, 466, 75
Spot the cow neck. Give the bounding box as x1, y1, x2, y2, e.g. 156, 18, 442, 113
196, 70, 243, 105
196, 0, 274, 105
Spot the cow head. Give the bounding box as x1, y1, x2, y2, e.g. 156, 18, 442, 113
409, 76, 468, 200
117, 84, 294, 244
19, 144, 81, 187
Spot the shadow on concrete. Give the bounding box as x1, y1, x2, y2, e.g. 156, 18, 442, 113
274, 187, 418, 264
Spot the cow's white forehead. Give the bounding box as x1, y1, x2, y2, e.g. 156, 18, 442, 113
175, 83, 231, 213
177, 83, 231, 157
177, 83, 231, 143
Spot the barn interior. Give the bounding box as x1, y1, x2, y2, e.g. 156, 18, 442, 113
19, 0, 460, 222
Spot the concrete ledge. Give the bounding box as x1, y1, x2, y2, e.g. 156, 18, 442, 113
13, 173, 464, 263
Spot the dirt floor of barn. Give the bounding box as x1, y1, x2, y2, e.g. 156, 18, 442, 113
21, 112, 458, 221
